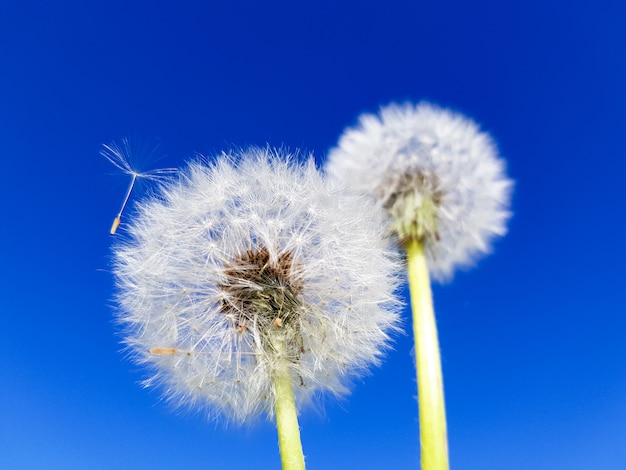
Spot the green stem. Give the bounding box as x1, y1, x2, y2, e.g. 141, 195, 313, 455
406, 238, 449, 470
273, 337, 306, 470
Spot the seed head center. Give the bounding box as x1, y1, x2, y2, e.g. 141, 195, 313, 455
380, 171, 444, 244
219, 247, 304, 358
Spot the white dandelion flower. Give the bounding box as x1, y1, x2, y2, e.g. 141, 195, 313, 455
326, 102, 513, 281
112, 147, 401, 426
326, 102, 513, 470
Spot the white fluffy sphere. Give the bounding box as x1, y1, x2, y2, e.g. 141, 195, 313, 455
113, 148, 401, 422
326, 102, 513, 281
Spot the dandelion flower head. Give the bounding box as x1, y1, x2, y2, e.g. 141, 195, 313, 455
326, 102, 513, 281
113, 148, 401, 422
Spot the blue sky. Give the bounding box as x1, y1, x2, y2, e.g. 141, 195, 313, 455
1, 1, 625, 469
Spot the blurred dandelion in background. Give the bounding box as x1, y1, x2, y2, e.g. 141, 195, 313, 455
326, 102, 513, 470
326, 102, 513, 281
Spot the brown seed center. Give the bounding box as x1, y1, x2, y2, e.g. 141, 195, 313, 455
219, 247, 304, 338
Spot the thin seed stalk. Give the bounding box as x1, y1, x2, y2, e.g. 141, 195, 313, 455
406, 238, 449, 470
272, 336, 305, 470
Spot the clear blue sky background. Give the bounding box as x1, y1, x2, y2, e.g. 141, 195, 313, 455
1, 1, 625, 469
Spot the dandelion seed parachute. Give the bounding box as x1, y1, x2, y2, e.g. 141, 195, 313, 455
102, 140, 176, 235
112, 147, 401, 423
326, 102, 513, 281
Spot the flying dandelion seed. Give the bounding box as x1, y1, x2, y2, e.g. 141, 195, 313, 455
102, 139, 176, 235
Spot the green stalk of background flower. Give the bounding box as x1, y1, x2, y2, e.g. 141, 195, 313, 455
406, 238, 449, 470
273, 336, 306, 470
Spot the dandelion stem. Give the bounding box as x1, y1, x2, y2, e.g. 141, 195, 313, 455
406, 238, 449, 470
273, 337, 305, 470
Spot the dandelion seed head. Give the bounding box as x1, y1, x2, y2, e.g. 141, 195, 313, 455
113, 147, 401, 423
326, 102, 513, 281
